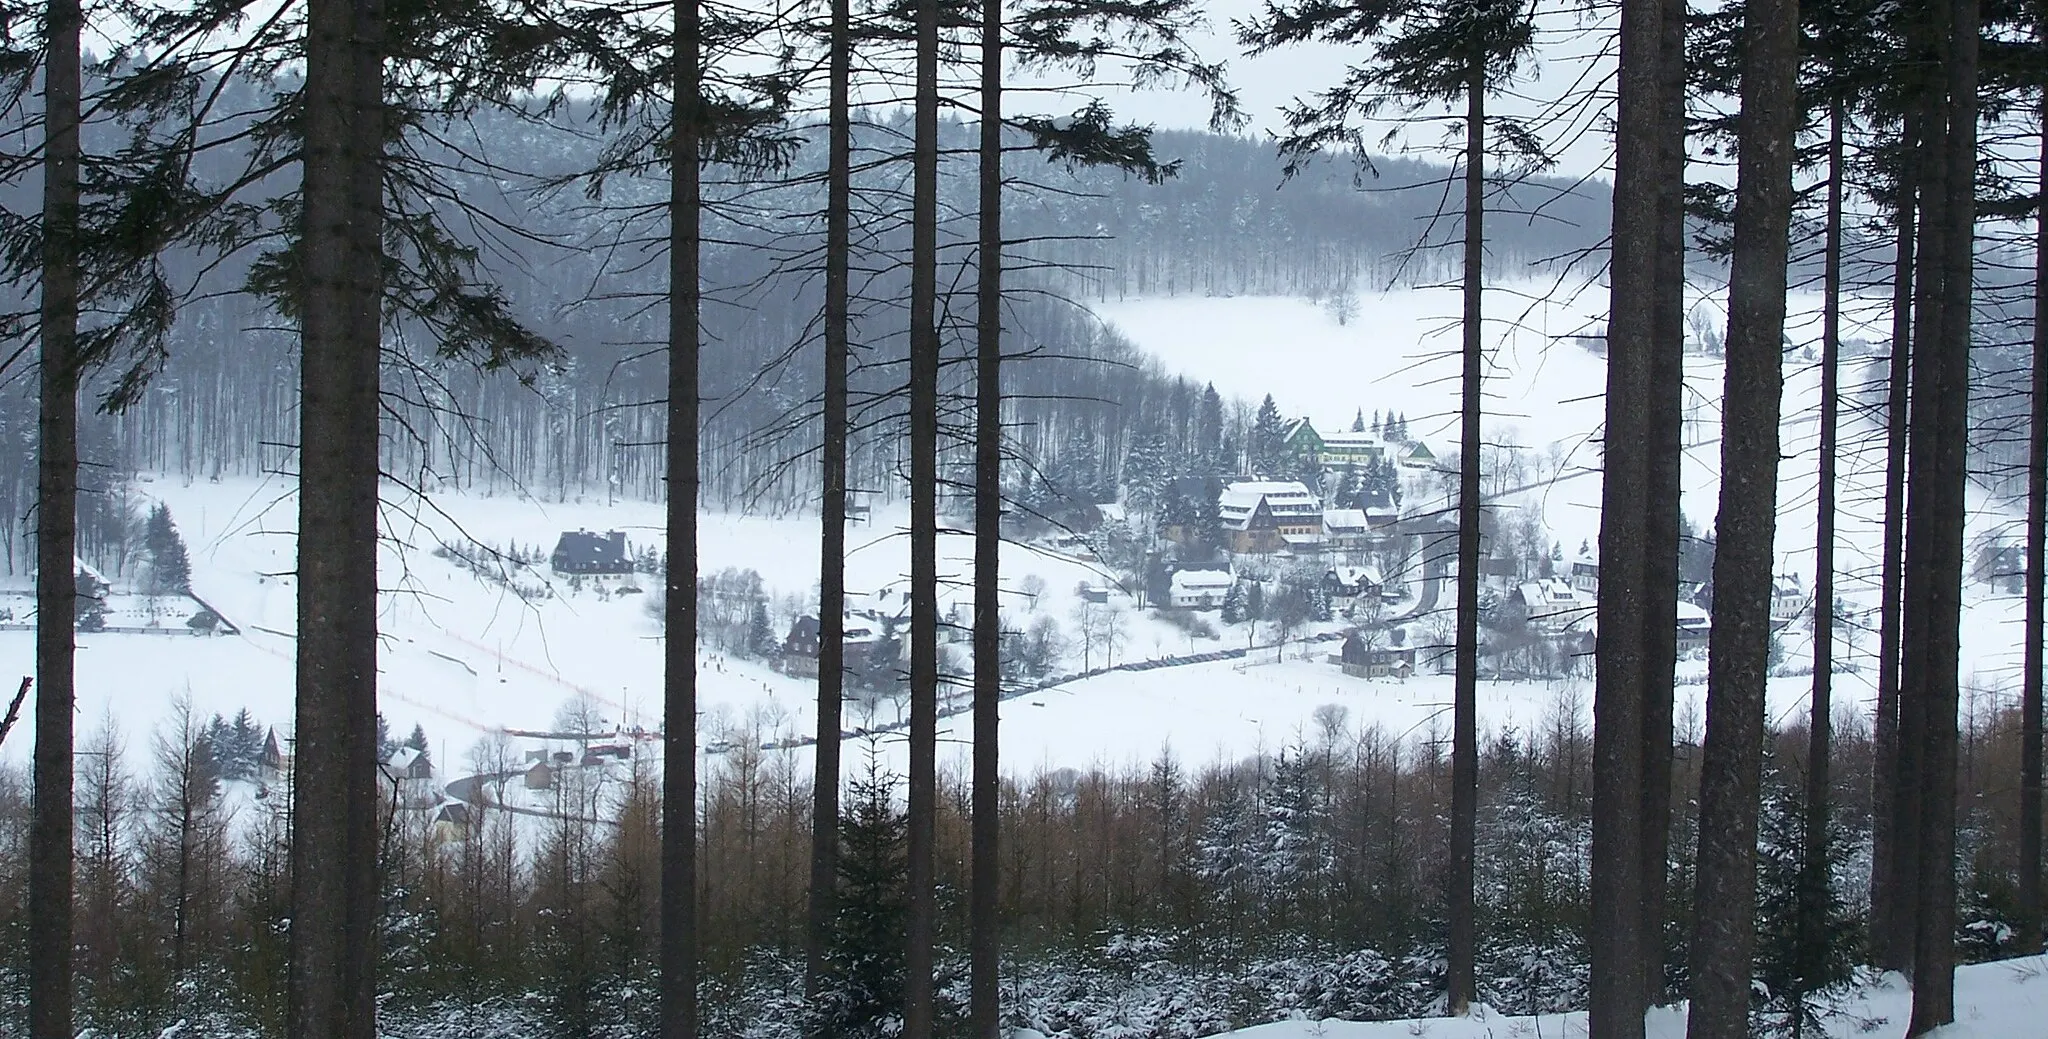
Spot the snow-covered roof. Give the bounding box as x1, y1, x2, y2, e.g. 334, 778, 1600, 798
1319, 430, 1385, 449
1094, 502, 1128, 524
1218, 481, 1321, 527
1518, 579, 1588, 607
1170, 569, 1235, 592
1675, 600, 1710, 628
1323, 508, 1369, 532
385, 746, 425, 771
1328, 565, 1383, 588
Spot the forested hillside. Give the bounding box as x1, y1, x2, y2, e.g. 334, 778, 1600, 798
0, 89, 1610, 577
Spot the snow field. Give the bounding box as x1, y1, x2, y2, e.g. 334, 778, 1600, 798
1168, 956, 2048, 1039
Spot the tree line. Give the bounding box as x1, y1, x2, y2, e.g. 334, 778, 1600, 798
5, 0, 2048, 1036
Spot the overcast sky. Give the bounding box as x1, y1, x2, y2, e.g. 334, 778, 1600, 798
1063, 0, 1622, 181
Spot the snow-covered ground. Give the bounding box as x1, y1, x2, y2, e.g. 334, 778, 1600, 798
1096, 283, 2032, 707
0, 475, 1284, 785
2, 280, 2032, 804
1166, 956, 2048, 1039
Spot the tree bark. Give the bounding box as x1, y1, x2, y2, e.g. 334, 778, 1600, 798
29, 0, 81, 1032
1683, 0, 1798, 1028
662, 0, 703, 1035
905, 0, 941, 1029
1447, 60, 1483, 1019
290, 0, 385, 1035
805, 0, 853, 998
1638, 0, 1687, 1002
1795, 101, 1845, 1029
1871, 112, 1917, 975
1908, 0, 1976, 1026
1590, 0, 1663, 1032
2023, 73, 2048, 958
970, 2, 1003, 1035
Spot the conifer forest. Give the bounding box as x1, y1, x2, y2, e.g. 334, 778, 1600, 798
2, 0, 2048, 1037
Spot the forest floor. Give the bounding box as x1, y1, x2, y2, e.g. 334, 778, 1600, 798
1149, 955, 2048, 1039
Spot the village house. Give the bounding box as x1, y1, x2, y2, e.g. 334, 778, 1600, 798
1218, 480, 1323, 555
1321, 508, 1373, 556
431, 801, 474, 842
1332, 631, 1415, 679
551, 529, 636, 575
524, 760, 557, 790
258, 727, 288, 786
1168, 569, 1235, 610
1510, 578, 1596, 637
1676, 599, 1712, 652
1771, 574, 1807, 627
1396, 441, 1437, 469
380, 746, 438, 809
1323, 565, 1383, 601
1283, 419, 1392, 469
778, 613, 884, 678
1571, 555, 1599, 596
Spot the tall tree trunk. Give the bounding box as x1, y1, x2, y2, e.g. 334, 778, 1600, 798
905, 0, 941, 1029
1908, 0, 1976, 1026
969, 3, 1003, 1034
1795, 101, 1846, 1033
662, 0, 703, 1035
1683, 0, 1798, 1027
1872, 112, 1918, 974
805, 0, 853, 997
1638, 0, 1688, 1002
2023, 80, 2048, 958
1894, 79, 1949, 987
1447, 60, 1483, 1020
29, 0, 81, 1032
1590, 0, 1663, 1032
290, 0, 385, 1035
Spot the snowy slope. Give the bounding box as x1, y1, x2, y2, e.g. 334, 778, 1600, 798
1155, 956, 2048, 1039
0, 475, 1294, 784
1095, 283, 2027, 708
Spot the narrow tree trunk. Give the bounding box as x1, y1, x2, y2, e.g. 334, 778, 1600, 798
1871, 113, 1918, 974
1447, 61, 1483, 1019
29, 0, 81, 1032
804, 0, 853, 997
290, 0, 385, 1034
1795, 102, 1846, 1034
2023, 78, 2048, 957
1590, 0, 1663, 1032
969, 4, 1003, 1034
1683, 0, 1798, 1028
904, 0, 941, 1029
1638, 0, 1688, 1001
662, 0, 703, 1034
1909, 0, 1976, 1026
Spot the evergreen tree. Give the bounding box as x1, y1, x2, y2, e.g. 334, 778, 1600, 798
748, 600, 776, 659
1198, 384, 1226, 470
819, 754, 910, 1039
1123, 430, 1172, 515
1260, 750, 1333, 933
1250, 395, 1285, 476
143, 504, 192, 596
1221, 580, 1249, 625
1371, 409, 1383, 436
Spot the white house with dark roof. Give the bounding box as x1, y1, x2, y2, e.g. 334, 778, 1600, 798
1168, 569, 1235, 609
